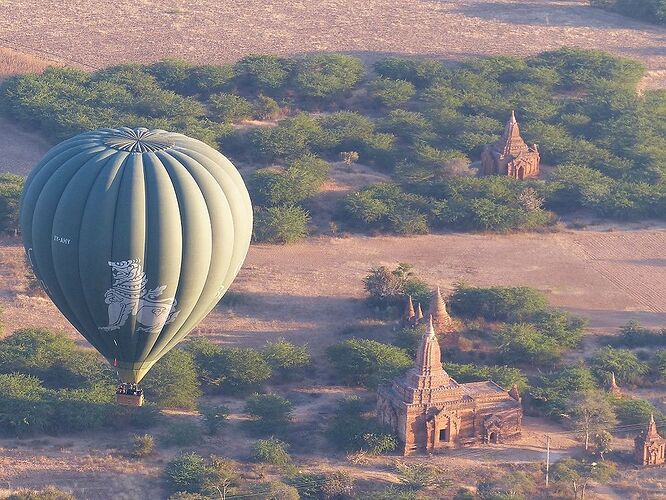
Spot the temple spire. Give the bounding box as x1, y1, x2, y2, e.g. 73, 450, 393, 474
647, 414, 659, 438
416, 302, 424, 322
609, 372, 621, 396
402, 295, 416, 326
428, 286, 454, 334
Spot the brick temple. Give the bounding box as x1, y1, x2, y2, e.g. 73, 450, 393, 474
481, 111, 540, 180
635, 414, 666, 466
377, 315, 522, 455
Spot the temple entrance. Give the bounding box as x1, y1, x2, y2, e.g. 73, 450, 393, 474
489, 432, 498, 444
517, 166, 525, 180
439, 428, 448, 443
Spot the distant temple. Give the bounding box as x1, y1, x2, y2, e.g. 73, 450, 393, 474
634, 414, 666, 466
402, 288, 458, 345
608, 372, 622, 397
481, 111, 540, 180
377, 316, 522, 455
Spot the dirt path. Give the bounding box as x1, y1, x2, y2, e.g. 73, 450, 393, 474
0, 119, 51, 176
0, 0, 664, 88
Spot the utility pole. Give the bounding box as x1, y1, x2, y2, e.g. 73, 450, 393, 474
545, 434, 551, 488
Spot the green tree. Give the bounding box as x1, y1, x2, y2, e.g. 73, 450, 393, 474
362, 263, 430, 309
589, 346, 649, 385
0, 173, 24, 235
233, 55, 291, 93
263, 338, 312, 381
368, 78, 416, 107
448, 285, 548, 322
208, 92, 253, 122
198, 403, 229, 435
530, 366, 598, 417
564, 390, 617, 451
252, 437, 291, 465
253, 205, 310, 244
244, 393, 293, 435
551, 458, 615, 500
293, 54, 364, 100
612, 398, 662, 425
141, 349, 202, 410
164, 453, 219, 494
326, 338, 411, 388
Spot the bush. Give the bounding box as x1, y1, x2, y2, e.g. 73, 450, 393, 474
245, 482, 300, 500
208, 92, 253, 122
613, 398, 663, 425
131, 433, 155, 458
589, 346, 649, 385
244, 393, 293, 435
247, 113, 324, 162
363, 263, 431, 310
448, 285, 549, 322
164, 452, 219, 494
162, 421, 204, 447
253, 205, 310, 244
494, 323, 562, 365
321, 471, 355, 499
293, 54, 364, 100
395, 462, 449, 490
0, 328, 111, 389
368, 78, 415, 107
254, 94, 282, 120
233, 55, 292, 93
187, 339, 272, 393
0, 173, 24, 234
141, 348, 202, 410
529, 366, 598, 417
618, 320, 666, 347
198, 403, 229, 435
263, 338, 312, 381
327, 339, 411, 388
252, 437, 291, 465
444, 363, 528, 391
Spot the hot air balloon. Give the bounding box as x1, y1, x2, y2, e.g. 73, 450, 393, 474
20, 127, 252, 405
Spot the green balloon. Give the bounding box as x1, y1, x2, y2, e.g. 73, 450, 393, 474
20, 127, 252, 383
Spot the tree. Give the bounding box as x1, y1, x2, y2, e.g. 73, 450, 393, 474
494, 323, 562, 365
589, 346, 649, 385
448, 285, 548, 322
253, 205, 310, 244
263, 338, 312, 381
593, 430, 612, 460
565, 391, 617, 451
293, 54, 364, 100
252, 437, 291, 465
208, 92, 253, 123
164, 453, 220, 494
530, 366, 598, 417
368, 78, 416, 107
198, 403, 229, 435
363, 263, 430, 309
551, 458, 615, 500
244, 393, 293, 435
395, 462, 450, 490
326, 338, 411, 388
141, 348, 202, 410
0, 173, 24, 235
233, 55, 291, 93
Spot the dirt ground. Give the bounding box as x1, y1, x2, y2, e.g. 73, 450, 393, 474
0, 0, 664, 89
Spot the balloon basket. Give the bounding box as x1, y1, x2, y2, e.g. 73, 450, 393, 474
116, 384, 144, 407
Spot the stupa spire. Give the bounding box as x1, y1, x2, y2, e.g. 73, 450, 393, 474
428, 286, 455, 334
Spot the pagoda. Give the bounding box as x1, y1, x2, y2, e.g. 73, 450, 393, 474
481, 111, 540, 180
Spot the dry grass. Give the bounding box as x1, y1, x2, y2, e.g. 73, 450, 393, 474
0, 47, 58, 79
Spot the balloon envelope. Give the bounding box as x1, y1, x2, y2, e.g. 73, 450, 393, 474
20, 127, 252, 383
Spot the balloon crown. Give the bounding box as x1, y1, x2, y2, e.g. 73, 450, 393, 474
103, 127, 175, 153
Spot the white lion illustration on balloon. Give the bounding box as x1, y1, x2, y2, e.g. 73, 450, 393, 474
99, 259, 180, 333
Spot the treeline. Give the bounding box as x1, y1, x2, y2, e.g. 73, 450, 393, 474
1, 49, 665, 238
590, 0, 666, 25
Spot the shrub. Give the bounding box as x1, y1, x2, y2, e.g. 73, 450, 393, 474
327, 339, 411, 388
448, 285, 548, 322
187, 339, 272, 393
208, 92, 253, 122
618, 320, 666, 347
363, 263, 430, 310
252, 437, 291, 465
254, 94, 282, 120
164, 452, 218, 494
233, 55, 292, 93
245, 482, 300, 500
293, 54, 364, 100
247, 113, 324, 162
253, 205, 310, 244
589, 346, 649, 385
368, 78, 415, 107
141, 348, 202, 410
162, 421, 204, 447
244, 393, 293, 435
131, 433, 155, 458
198, 403, 229, 435
185, 64, 234, 95
286, 473, 327, 499
613, 398, 663, 425
444, 363, 528, 392
529, 366, 598, 417
653, 349, 666, 381
0, 173, 24, 234
395, 462, 449, 490
321, 471, 355, 499
0, 328, 111, 389
493, 323, 562, 365
0, 373, 50, 436
263, 338, 312, 381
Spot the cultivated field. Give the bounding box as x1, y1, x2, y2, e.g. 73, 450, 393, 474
0, 0, 664, 89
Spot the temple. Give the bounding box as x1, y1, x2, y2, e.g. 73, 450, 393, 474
608, 372, 622, 397
377, 316, 522, 455
634, 414, 666, 466
481, 111, 540, 180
